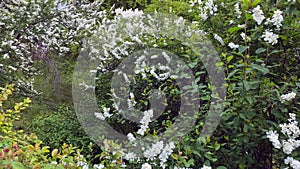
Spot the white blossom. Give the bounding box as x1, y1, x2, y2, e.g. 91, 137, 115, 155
252, 5, 265, 25
201, 165, 212, 169
266, 130, 282, 149
262, 30, 278, 45
280, 92, 296, 103
214, 34, 224, 45
271, 9, 284, 28
127, 133, 136, 143
141, 163, 152, 169
234, 3, 242, 18
93, 164, 105, 169
228, 42, 239, 49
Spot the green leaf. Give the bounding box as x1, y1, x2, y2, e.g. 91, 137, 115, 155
243, 80, 251, 91
227, 55, 234, 62
204, 152, 217, 162
238, 46, 248, 53
217, 166, 227, 169
242, 0, 249, 8
11, 162, 26, 169
215, 62, 224, 67
228, 26, 242, 33
255, 48, 266, 54
252, 0, 262, 7
251, 63, 269, 74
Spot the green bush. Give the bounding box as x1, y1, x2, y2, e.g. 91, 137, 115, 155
28, 104, 96, 156
0, 84, 90, 169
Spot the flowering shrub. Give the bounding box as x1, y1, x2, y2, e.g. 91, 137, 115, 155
0, 0, 300, 169
266, 92, 299, 169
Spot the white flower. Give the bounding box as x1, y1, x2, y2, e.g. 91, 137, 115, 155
137, 124, 148, 136
8, 66, 17, 71
282, 140, 295, 154
199, 12, 208, 20
266, 130, 282, 149
234, 3, 242, 18
127, 133, 136, 142
252, 5, 265, 25
115, 8, 144, 18
262, 30, 278, 45
159, 142, 175, 168
103, 107, 113, 118
141, 163, 152, 169
280, 92, 296, 103
124, 152, 137, 161
238, 24, 246, 28
285, 157, 294, 164
143, 141, 164, 160
94, 112, 106, 120
228, 42, 239, 49
291, 159, 300, 169
3, 53, 9, 59
271, 9, 283, 28
201, 165, 212, 169
214, 34, 224, 45
93, 164, 105, 169
240, 32, 251, 41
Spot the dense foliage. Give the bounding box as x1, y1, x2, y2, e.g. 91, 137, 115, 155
0, 0, 300, 169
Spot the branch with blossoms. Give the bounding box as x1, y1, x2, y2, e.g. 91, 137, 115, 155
266, 92, 299, 169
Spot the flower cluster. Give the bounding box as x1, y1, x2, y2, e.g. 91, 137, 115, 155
214, 34, 224, 46
190, 0, 218, 21
271, 9, 284, 28
285, 157, 300, 169
234, 3, 242, 19
94, 107, 113, 120
262, 30, 279, 45
141, 163, 152, 169
267, 111, 300, 169
228, 42, 239, 50
252, 5, 265, 25
0, 0, 106, 94
201, 165, 212, 169
137, 109, 154, 136
280, 92, 297, 103
251, 5, 284, 45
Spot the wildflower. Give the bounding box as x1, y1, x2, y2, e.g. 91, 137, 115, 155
271, 9, 283, 28
199, 12, 208, 21
234, 3, 242, 18
201, 165, 212, 169
93, 164, 105, 169
228, 42, 239, 49
124, 152, 137, 161
127, 133, 136, 142
266, 130, 281, 149
103, 107, 113, 118
143, 141, 164, 160
141, 163, 152, 169
285, 157, 294, 165
159, 142, 175, 168
280, 92, 296, 103
214, 34, 224, 45
3, 148, 9, 153
262, 30, 278, 45
240, 32, 246, 41
252, 5, 265, 25
94, 107, 113, 120
238, 24, 246, 28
